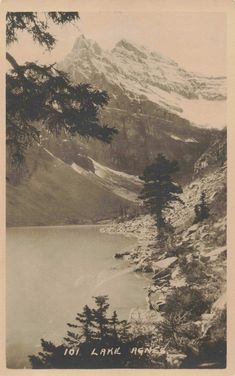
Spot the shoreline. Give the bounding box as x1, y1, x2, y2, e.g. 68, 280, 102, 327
100, 215, 157, 271
6, 222, 114, 230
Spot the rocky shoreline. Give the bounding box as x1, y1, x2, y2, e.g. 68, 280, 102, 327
101, 164, 226, 275
100, 163, 226, 366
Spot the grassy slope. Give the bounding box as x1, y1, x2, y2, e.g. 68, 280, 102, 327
6, 149, 134, 227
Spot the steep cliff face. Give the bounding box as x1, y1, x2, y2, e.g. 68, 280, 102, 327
194, 129, 226, 176
103, 126, 227, 260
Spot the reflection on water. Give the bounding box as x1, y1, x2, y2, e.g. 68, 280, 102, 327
6, 225, 148, 368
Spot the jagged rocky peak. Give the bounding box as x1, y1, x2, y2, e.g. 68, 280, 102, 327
72, 34, 102, 55
114, 38, 141, 50
60, 34, 226, 129
72, 34, 89, 50
113, 38, 147, 57
114, 38, 135, 49
113, 38, 177, 66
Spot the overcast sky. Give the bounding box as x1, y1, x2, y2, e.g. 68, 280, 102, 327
8, 11, 226, 76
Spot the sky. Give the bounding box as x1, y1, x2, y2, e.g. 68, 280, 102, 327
7, 11, 226, 76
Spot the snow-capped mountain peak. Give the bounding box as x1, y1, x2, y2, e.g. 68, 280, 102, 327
72, 34, 102, 56
60, 35, 226, 129
112, 38, 177, 67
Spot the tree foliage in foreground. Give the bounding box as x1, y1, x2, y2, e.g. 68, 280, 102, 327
29, 296, 154, 369
139, 154, 183, 232
28, 291, 226, 369
7, 12, 80, 48
6, 12, 117, 166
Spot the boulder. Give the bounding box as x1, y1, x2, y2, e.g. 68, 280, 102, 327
185, 223, 199, 235
207, 246, 226, 261
153, 257, 177, 271
212, 292, 226, 311
114, 251, 130, 259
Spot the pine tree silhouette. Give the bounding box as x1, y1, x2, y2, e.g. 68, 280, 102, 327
139, 154, 183, 234
29, 296, 153, 369
193, 192, 210, 224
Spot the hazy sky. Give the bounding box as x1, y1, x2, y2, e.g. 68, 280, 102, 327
8, 11, 226, 76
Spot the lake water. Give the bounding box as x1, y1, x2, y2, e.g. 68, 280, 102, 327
6, 225, 148, 368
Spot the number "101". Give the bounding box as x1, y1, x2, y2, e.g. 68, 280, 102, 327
64, 348, 80, 356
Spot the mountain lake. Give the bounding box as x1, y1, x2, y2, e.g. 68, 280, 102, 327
6, 225, 148, 368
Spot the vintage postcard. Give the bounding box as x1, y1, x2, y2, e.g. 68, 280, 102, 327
0, 0, 235, 375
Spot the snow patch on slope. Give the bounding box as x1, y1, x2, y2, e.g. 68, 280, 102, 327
90, 157, 141, 184
170, 134, 198, 143
71, 158, 142, 202
146, 90, 226, 129
71, 162, 90, 176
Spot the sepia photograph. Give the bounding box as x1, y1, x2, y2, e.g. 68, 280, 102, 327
4, 2, 228, 371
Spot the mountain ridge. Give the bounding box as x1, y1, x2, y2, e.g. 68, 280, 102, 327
55, 34, 223, 178
60, 35, 226, 129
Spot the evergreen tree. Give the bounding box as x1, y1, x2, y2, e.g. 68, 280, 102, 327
6, 12, 117, 166
193, 192, 210, 224
118, 320, 132, 342
91, 295, 110, 341
109, 310, 119, 340
64, 304, 95, 345
139, 154, 183, 232
29, 296, 153, 369
109, 311, 131, 342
